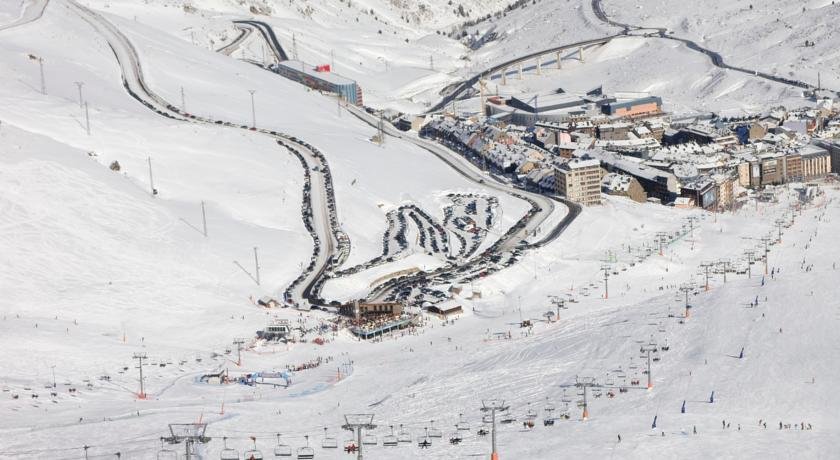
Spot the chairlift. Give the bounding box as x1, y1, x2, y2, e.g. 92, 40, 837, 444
427, 420, 442, 438
456, 413, 470, 431
244, 436, 264, 460
362, 433, 377, 446
296, 435, 314, 460
448, 432, 463, 445
500, 412, 515, 424
561, 389, 571, 403
382, 425, 398, 447
482, 414, 493, 424
273, 433, 292, 457
157, 440, 178, 460
397, 424, 412, 444
477, 425, 489, 436
418, 428, 432, 448
220, 437, 240, 460
321, 428, 337, 449
343, 441, 357, 454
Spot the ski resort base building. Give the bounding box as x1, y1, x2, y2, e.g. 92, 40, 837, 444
270, 60, 363, 106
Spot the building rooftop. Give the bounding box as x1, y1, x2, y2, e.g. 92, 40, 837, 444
276, 60, 356, 86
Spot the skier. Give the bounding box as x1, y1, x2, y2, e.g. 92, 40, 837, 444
617, 434, 621, 442
693, 425, 697, 434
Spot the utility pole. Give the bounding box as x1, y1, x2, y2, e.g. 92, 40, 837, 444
601, 262, 611, 299
248, 89, 256, 128
292, 33, 298, 60
429, 54, 434, 71
84, 101, 90, 136
147, 156, 157, 196
51, 365, 56, 388
481, 399, 509, 459
133, 353, 147, 399
180, 86, 186, 113
342, 414, 376, 460
74, 81, 84, 109
232, 338, 245, 366
253, 246, 260, 286
201, 201, 207, 237
83, 445, 90, 460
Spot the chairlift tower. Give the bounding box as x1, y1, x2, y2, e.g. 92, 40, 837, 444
573, 376, 597, 419
600, 262, 611, 299
232, 338, 246, 366
548, 295, 567, 321
758, 236, 772, 275
679, 283, 695, 319
639, 343, 658, 390
699, 263, 714, 291
160, 423, 210, 460
342, 413, 376, 460
744, 249, 755, 278
133, 352, 147, 399
481, 399, 509, 460
774, 218, 785, 243
717, 258, 730, 283
655, 231, 669, 256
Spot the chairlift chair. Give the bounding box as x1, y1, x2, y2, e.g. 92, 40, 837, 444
157, 441, 178, 460
321, 428, 337, 449
417, 428, 432, 448
273, 433, 292, 457
362, 433, 377, 446
500, 412, 515, 424
296, 435, 314, 460
382, 425, 398, 447
396, 424, 412, 444
456, 413, 470, 431
448, 432, 463, 445
220, 437, 240, 460
427, 420, 442, 438
477, 425, 489, 436
343, 441, 357, 454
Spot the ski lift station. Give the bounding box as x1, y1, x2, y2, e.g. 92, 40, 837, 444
257, 318, 291, 341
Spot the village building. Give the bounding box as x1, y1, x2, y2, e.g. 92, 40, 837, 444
555, 156, 602, 206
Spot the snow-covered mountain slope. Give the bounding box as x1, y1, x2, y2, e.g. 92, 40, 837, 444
2, 1, 840, 459
603, 0, 840, 90
77, 0, 839, 115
